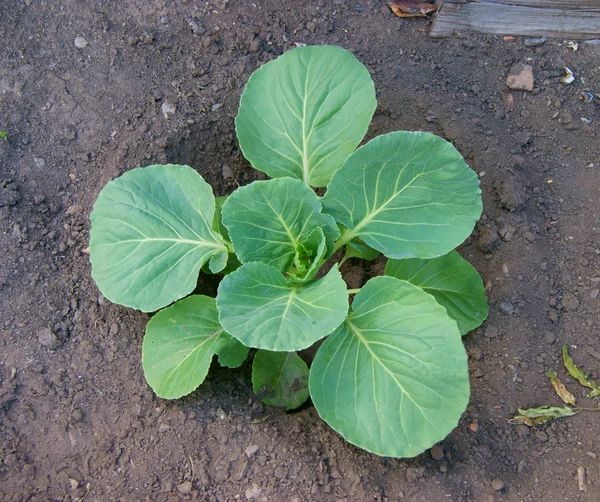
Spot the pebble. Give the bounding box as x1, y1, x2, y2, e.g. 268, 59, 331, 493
406, 466, 425, 482
548, 309, 559, 323
430, 444, 444, 461
484, 326, 499, 339
523, 231, 536, 243
543, 331, 556, 344
33, 157, 46, 169
492, 479, 505, 491
177, 481, 192, 494
68, 478, 79, 490
222, 164, 234, 179
590, 289, 599, 299
161, 102, 176, 118
515, 424, 530, 438
535, 430, 548, 442
506, 63, 534, 91
524, 38, 547, 47
245, 484, 262, 500
74, 36, 88, 49
561, 293, 579, 312
38, 328, 60, 349
469, 346, 483, 360
245, 444, 259, 458
500, 301, 515, 315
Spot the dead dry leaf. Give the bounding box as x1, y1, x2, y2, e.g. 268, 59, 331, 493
388, 1, 436, 18
563, 344, 600, 398
547, 368, 576, 405
509, 406, 577, 427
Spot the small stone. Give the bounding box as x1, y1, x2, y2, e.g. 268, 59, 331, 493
177, 481, 192, 494
476, 225, 499, 253
506, 63, 534, 91
72, 408, 84, 422
406, 467, 425, 482
68, 478, 79, 490
245, 444, 259, 458
524, 38, 547, 47
523, 231, 536, 243
484, 326, 499, 339
515, 424, 530, 438
590, 289, 599, 299
473, 368, 484, 378
222, 164, 234, 179
161, 102, 176, 118
469, 346, 483, 360
33, 157, 46, 169
245, 484, 262, 500
491, 479, 505, 491
74, 36, 88, 49
535, 430, 548, 442
500, 301, 515, 315
186, 17, 206, 35
543, 332, 556, 344
430, 444, 444, 461
468, 422, 479, 433
249, 39, 261, 53
548, 309, 559, 323
211, 103, 223, 112
38, 328, 60, 349
562, 293, 579, 312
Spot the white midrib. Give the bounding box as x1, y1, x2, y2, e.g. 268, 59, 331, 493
335, 171, 427, 250
302, 70, 310, 186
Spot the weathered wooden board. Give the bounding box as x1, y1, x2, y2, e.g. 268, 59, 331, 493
431, 1, 600, 39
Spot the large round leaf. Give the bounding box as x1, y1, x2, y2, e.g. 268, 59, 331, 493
309, 276, 469, 458
322, 131, 482, 260
216, 263, 348, 351
235, 45, 376, 187
142, 296, 249, 399
385, 251, 488, 335
222, 178, 338, 273
90, 164, 228, 312
252, 350, 309, 411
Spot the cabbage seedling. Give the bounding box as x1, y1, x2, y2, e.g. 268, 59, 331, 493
89, 45, 488, 458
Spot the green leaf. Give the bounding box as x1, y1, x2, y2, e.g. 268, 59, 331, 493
309, 276, 469, 458
142, 295, 249, 399
217, 262, 348, 351
0, 131, 7, 141
344, 237, 381, 261
509, 406, 578, 426
563, 344, 600, 398
89, 164, 228, 312
322, 131, 482, 260
252, 350, 309, 410
235, 45, 376, 187
385, 251, 488, 335
222, 178, 339, 272
213, 195, 230, 241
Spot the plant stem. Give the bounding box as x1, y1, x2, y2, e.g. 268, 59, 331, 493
332, 228, 357, 254
347, 288, 360, 295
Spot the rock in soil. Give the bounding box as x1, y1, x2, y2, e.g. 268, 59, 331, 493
506, 63, 534, 91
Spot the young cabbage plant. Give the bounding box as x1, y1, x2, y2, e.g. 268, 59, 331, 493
89, 45, 488, 458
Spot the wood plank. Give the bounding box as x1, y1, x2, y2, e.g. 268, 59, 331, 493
482, 0, 600, 8
431, 2, 600, 38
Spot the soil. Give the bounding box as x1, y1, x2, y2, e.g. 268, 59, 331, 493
1, 1, 600, 500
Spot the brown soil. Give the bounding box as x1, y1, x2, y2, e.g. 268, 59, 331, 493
1, 1, 600, 500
